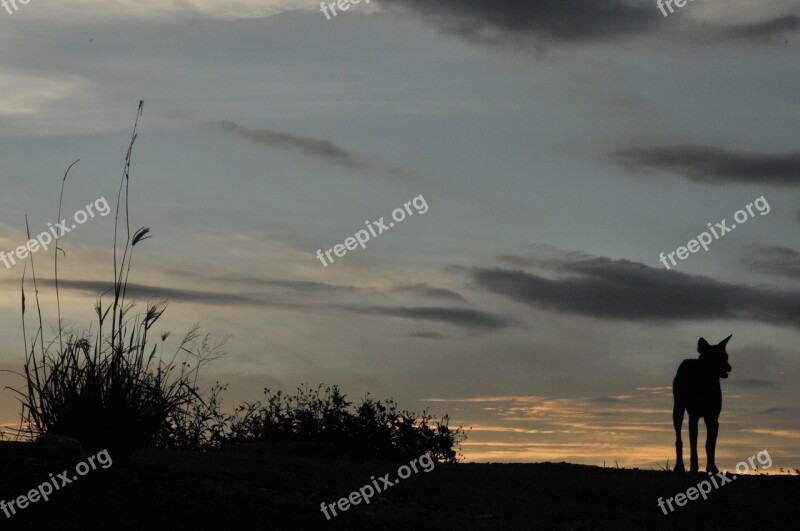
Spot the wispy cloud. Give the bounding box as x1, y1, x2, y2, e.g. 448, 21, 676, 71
729, 378, 778, 388
339, 304, 511, 330
742, 244, 800, 278
16, 0, 318, 21
175, 271, 369, 296
756, 407, 799, 416
210, 121, 366, 169
25, 278, 295, 309
17, 276, 506, 331
421, 391, 676, 465
407, 331, 447, 340
0, 71, 86, 118
423, 390, 798, 466
610, 145, 800, 185
720, 15, 800, 43
744, 428, 800, 439
393, 283, 465, 302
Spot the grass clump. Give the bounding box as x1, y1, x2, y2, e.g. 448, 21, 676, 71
11, 102, 224, 457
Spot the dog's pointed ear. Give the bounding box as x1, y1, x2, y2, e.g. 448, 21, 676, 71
698, 338, 710, 353
719, 334, 732, 347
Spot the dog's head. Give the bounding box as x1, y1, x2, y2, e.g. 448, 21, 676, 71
698, 335, 732, 378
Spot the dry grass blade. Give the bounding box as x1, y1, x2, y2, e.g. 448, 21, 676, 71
14, 101, 226, 457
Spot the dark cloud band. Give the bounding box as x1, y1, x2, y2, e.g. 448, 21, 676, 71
471, 254, 800, 328
379, 0, 798, 47
610, 145, 800, 186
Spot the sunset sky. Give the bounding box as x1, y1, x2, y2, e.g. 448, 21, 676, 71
1, 0, 798, 472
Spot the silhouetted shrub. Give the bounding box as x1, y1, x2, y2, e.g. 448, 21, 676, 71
226, 384, 467, 463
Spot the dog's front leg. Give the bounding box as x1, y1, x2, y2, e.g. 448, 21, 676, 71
689, 415, 699, 472
673, 404, 685, 472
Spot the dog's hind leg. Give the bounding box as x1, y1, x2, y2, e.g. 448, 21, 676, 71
705, 417, 720, 474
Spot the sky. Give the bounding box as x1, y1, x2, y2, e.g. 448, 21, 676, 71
0, 0, 799, 471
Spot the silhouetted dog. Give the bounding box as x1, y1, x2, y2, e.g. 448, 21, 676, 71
672, 335, 732, 473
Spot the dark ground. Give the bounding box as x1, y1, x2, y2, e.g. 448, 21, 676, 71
0, 442, 796, 530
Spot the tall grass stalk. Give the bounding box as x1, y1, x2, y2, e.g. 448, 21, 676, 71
6, 102, 224, 456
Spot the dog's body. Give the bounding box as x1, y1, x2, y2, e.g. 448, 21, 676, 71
672, 335, 732, 473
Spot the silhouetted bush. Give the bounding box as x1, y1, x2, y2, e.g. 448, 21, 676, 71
226, 384, 467, 463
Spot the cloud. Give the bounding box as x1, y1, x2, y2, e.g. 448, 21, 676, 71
756, 407, 798, 416
380, 0, 657, 45
720, 14, 800, 43
408, 331, 447, 339
15, 0, 318, 21
589, 396, 632, 404
25, 278, 294, 309
180, 272, 468, 303
339, 304, 511, 330
744, 427, 800, 439
0, 71, 86, 117
742, 244, 800, 277
469, 253, 800, 328
610, 145, 800, 185
18, 277, 505, 331
177, 271, 368, 296
729, 378, 777, 388
379, 0, 799, 47
420, 390, 681, 465
393, 283, 465, 302
210, 121, 366, 169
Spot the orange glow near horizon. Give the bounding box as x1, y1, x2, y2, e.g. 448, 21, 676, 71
427, 389, 800, 472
